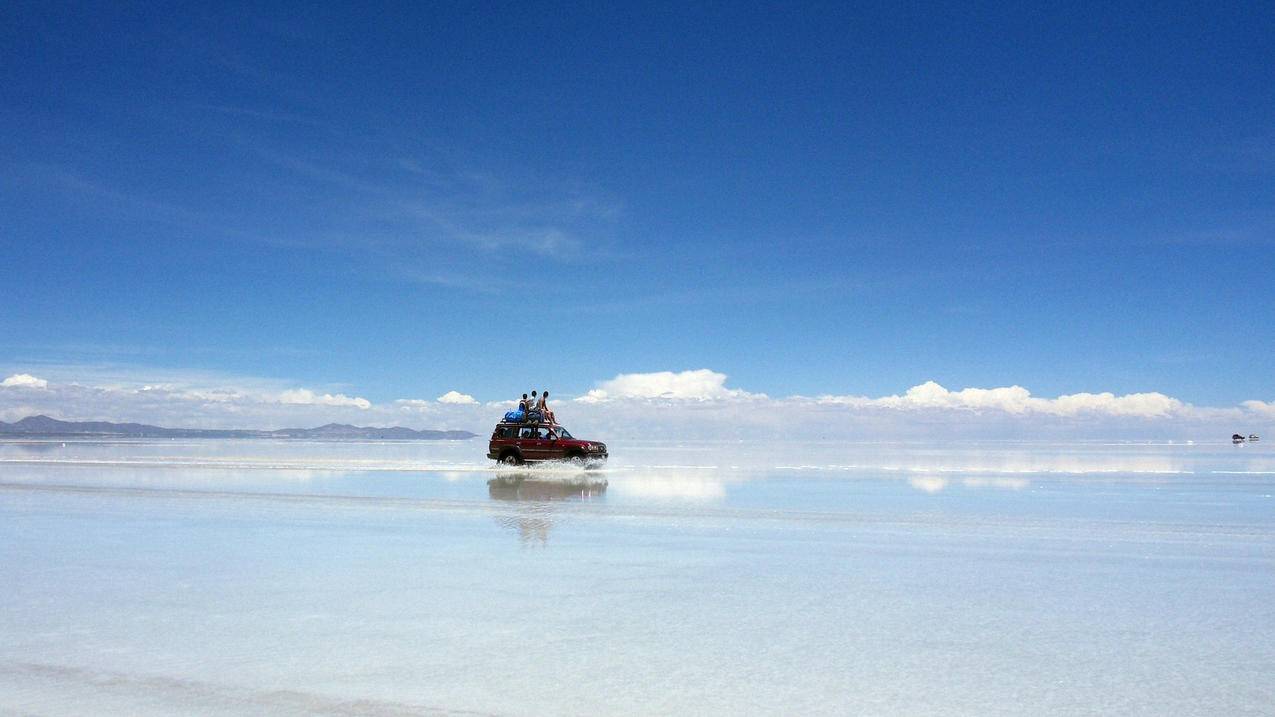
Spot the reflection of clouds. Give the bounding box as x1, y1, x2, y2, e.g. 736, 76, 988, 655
908, 475, 1031, 494
909, 477, 948, 494
0, 438, 489, 474
962, 477, 1029, 490
636, 440, 1261, 475
0, 456, 494, 473
814, 452, 1186, 476
0, 464, 332, 488
610, 475, 726, 501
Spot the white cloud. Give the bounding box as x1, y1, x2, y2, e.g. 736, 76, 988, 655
1242, 400, 1275, 417
577, 369, 763, 402
394, 399, 433, 410
1, 373, 48, 389
1, 364, 1269, 441
277, 389, 371, 409
815, 380, 1183, 418
437, 390, 478, 405
1048, 391, 1183, 417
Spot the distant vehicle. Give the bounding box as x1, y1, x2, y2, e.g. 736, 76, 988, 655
488, 419, 607, 466
1250, 434, 1261, 442
1232, 434, 1246, 444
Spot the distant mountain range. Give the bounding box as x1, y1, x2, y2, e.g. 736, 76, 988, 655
0, 415, 477, 440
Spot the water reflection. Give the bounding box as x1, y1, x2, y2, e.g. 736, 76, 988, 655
907, 475, 1031, 494
802, 452, 1187, 475
608, 473, 726, 501
488, 474, 607, 546
487, 474, 608, 502
0, 440, 66, 455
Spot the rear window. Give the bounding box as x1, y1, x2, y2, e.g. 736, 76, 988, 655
493, 426, 515, 439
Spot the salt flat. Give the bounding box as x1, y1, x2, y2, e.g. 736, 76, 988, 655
2, 439, 1273, 715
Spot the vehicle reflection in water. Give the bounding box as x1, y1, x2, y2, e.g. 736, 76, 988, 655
488, 474, 607, 546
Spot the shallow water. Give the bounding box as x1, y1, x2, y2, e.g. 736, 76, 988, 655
1, 439, 1273, 715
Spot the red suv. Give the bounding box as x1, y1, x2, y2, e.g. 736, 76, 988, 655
488, 421, 608, 466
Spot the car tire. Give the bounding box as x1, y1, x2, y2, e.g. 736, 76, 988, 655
500, 452, 522, 466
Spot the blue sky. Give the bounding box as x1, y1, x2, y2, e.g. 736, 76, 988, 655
2, 1, 1273, 421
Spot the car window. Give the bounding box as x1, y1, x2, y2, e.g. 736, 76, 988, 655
518, 426, 535, 439
556, 427, 572, 439
536, 427, 552, 439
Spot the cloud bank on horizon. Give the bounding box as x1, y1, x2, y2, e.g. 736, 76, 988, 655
579, 370, 1186, 418
2, 368, 1271, 439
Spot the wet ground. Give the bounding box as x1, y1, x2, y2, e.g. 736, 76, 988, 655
2, 439, 1273, 715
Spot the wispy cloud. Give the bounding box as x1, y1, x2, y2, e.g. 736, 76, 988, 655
15, 137, 622, 295
1158, 216, 1275, 247
14, 164, 207, 228
562, 276, 891, 315
195, 104, 334, 128
8, 163, 287, 254
245, 143, 621, 262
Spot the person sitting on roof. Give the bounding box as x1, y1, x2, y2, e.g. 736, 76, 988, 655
537, 390, 554, 423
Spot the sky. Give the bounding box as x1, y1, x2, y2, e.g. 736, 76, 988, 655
2, 2, 1273, 434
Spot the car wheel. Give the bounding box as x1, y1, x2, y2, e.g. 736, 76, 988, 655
500, 453, 522, 466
